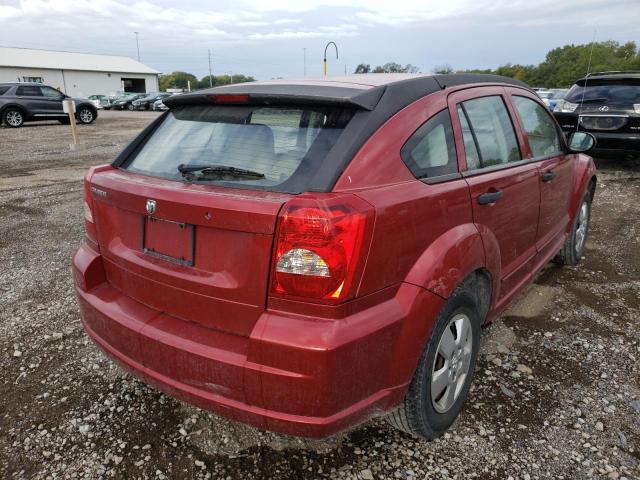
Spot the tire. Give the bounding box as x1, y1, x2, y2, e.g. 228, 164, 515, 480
387, 284, 481, 440
76, 106, 95, 125
127, 104, 134, 111
554, 192, 591, 266
2, 107, 25, 128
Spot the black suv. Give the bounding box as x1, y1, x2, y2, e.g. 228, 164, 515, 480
0, 83, 97, 128
553, 71, 640, 158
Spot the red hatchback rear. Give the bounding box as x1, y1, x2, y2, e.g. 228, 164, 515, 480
73, 74, 597, 439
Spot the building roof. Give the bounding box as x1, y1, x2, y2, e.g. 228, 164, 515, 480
0, 46, 159, 74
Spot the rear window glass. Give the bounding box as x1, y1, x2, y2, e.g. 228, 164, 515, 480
0, 86, 10, 95
125, 105, 354, 192
565, 80, 640, 104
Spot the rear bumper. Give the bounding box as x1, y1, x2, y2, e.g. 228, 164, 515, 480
72, 244, 443, 437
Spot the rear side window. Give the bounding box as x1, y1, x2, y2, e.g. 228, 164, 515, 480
16, 85, 42, 96
125, 105, 354, 192
458, 96, 520, 169
40, 86, 63, 99
0, 86, 10, 96
400, 109, 458, 179
512, 96, 562, 158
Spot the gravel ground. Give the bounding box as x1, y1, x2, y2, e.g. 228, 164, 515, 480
0, 111, 639, 480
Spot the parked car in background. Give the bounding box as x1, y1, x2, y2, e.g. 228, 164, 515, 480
0, 82, 97, 128
74, 74, 596, 440
536, 89, 554, 104
132, 92, 172, 110
546, 89, 568, 111
88, 95, 111, 110
151, 98, 169, 111
554, 71, 640, 158
110, 93, 148, 111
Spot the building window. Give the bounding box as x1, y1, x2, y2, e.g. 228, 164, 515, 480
22, 76, 44, 83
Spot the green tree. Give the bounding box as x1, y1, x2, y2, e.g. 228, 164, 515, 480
433, 64, 454, 74
198, 74, 255, 89
354, 63, 371, 74
461, 41, 640, 88
159, 71, 199, 91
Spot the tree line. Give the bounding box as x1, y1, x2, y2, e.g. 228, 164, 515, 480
159, 71, 255, 91
354, 41, 640, 88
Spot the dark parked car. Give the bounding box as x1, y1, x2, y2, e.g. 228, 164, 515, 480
554, 71, 640, 158
132, 92, 172, 110
74, 74, 596, 440
0, 83, 97, 128
110, 93, 148, 111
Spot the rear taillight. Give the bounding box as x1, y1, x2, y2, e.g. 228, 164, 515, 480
83, 174, 98, 245
271, 195, 374, 303
82, 165, 112, 247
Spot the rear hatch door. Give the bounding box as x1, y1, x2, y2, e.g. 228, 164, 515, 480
91, 168, 290, 337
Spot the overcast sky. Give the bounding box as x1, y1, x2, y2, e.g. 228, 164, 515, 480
1, 0, 639, 80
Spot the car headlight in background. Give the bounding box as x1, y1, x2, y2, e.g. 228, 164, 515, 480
554, 100, 578, 113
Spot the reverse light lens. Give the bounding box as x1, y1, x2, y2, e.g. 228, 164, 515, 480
271, 195, 373, 302
276, 248, 330, 277
83, 200, 93, 223
554, 100, 578, 113
634, 104, 640, 114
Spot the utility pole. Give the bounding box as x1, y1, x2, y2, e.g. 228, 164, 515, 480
134, 32, 140, 61
208, 49, 213, 88
303, 48, 307, 76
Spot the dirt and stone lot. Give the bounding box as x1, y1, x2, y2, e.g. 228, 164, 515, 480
0, 111, 639, 479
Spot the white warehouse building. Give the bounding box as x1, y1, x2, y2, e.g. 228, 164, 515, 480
0, 47, 160, 97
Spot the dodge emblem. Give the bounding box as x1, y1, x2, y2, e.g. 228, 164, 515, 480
146, 199, 156, 215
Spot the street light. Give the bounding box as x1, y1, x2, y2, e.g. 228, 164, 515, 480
323, 41, 338, 78
134, 32, 140, 62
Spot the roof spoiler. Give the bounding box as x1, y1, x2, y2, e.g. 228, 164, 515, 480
163, 84, 386, 111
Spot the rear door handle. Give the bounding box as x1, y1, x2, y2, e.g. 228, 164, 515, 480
478, 190, 503, 205
542, 171, 557, 182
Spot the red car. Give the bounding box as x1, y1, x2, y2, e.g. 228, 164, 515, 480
73, 74, 597, 439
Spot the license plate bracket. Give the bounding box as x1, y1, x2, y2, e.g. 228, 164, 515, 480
141, 216, 195, 266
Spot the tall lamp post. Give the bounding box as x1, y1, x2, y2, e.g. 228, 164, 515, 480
134, 32, 140, 61
323, 41, 338, 78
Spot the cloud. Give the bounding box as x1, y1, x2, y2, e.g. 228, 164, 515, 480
0, 0, 638, 80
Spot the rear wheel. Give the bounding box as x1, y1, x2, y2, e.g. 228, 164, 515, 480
387, 285, 481, 440
127, 104, 135, 111
3, 108, 24, 128
554, 193, 591, 265
76, 106, 95, 124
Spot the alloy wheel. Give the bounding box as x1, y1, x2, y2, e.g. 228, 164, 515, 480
78, 108, 94, 124
431, 313, 473, 413
574, 201, 589, 255
6, 110, 23, 127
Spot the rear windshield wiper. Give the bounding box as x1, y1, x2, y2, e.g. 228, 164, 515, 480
178, 164, 265, 180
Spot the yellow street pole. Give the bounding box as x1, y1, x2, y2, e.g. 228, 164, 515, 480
323, 41, 338, 79
64, 98, 80, 147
